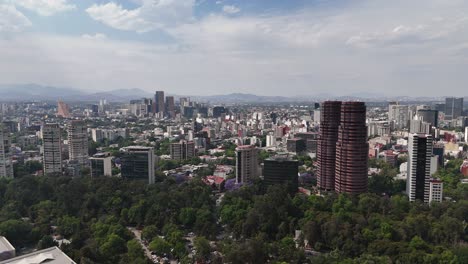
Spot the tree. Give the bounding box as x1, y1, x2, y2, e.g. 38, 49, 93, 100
127, 239, 145, 260
0, 220, 33, 247
194, 236, 211, 260
37, 235, 58, 249
100, 234, 127, 259
149, 237, 171, 256
141, 225, 158, 242
58, 215, 80, 238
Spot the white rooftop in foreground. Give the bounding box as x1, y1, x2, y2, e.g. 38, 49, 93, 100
0, 246, 76, 264
0, 237, 15, 253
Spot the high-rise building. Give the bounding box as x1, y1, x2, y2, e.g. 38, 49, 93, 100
154, 91, 165, 116
57, 100, 71, 118
120, 146, 155, 184
89, 152, 112, 177
213, 106, 227, 118
286, 138, 306, 153
266, 133, 276, 147
67, 120, 89, 166
429, 178, 443, 203
263, 154, 298, 193
388, 103, 409, 129
294, 132, 318, 153
335, 102, 368, 194
170, 140, 195, 161
165, 96, 175, 118
432, 143, 444, 167
465, 126, 468, 143
416, 109, 438, 127
235, 145, 258, 184
42, 123, 62, 176
317, 101, 341, 191
445, 97, 464, 120
407, 133, 433, 203
0, 125, 13, 179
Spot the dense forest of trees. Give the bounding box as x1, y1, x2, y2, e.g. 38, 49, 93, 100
0, 159, 467, 263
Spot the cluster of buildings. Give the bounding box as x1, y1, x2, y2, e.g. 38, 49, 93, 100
0, 92, 467, 205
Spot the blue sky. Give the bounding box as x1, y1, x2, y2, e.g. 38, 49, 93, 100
1, 0, 468, 96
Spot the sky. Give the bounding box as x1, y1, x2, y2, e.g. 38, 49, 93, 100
0, 0, 468, 97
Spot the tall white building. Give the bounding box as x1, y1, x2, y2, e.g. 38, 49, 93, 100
68, 120, 89, 166
170, 140, 195, 161
465, 126, 468, 143
0, 126, 13, 179
266, 133, 276, 147
429, 179, 443, 203
235, 145, 258, 183
389, 104, 409, 129
407, 133, 433, 203
42, 123, 62, 176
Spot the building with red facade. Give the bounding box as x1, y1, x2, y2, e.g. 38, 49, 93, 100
335, 102, 369, 194
317, 101, 342, 191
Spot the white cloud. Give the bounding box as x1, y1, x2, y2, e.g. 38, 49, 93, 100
86, 0, 195, 33
3, 0, 468, 96
0, 4, 31, 32
222, 5, 240, 14
81, 33, 107, 40
86, 2, 154, 33
12, 0, 75, 16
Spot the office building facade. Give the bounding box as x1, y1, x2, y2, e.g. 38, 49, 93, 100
445, 97, 463, 120
407, 133, 433, 203
42, 123, 62, 176
335, 102, 369, 194
429, 178, 443, 203
263, 155, 299, 193
67, 120, 89, 166
90, 152, 112, 177
235, 145, 258, 184
170, 140, 195, 161
317, 101, 341, 191
154, 91, 165, 116
0, 126, 13, 179
121, 146, 155, 184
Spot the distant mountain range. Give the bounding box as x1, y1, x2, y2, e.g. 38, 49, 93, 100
0, 83, 458, 103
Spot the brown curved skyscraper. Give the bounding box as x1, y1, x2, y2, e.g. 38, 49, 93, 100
335, 102, 368, 194
317, 101, 342, 191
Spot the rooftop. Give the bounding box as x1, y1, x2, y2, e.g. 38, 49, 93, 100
0, 247, 76, 264
0, 236, 15, 253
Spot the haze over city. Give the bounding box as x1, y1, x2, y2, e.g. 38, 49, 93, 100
1, 0, 468, 96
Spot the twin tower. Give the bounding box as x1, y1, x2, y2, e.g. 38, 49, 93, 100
317, 101, 369, 194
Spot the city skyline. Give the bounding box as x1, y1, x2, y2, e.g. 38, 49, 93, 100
2, 0, 468, 96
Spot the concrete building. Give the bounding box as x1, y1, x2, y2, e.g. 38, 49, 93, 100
417, 109, 438, 127
465, 126, 468, 143
170, 140, 195, 161
295, 132, 318, 153
429, 178, 443, 203
121, 146, 155, 184
0, 125, 13, 179
235, 145, 258, 184
266, 133, 276, 147
445, 97, 464, 120
89, 152, 112, 177
165, 96, 175, 118
407, 133, 433, 203
0, 236, 15, 261
317, 101, 341, 191
0, 246, 76, 264
42, 123, 62, 176
68, 120, 89, 166
388, 103, 409, 129
286, 138, 306, 153
154, 91, 165, 116
335, 102, 369, 194
263, 154, 299, 193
